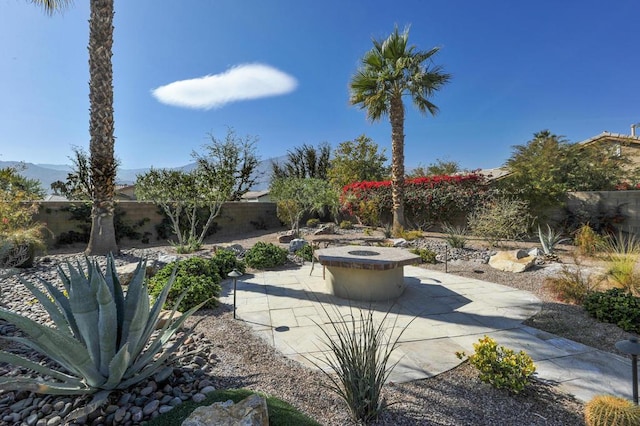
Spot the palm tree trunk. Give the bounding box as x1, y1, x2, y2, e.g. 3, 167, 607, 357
390, 95, 406, 234
85, 0, 118, 255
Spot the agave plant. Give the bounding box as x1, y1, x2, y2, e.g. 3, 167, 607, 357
0, 255, 208, 419
538, 224, 570, 256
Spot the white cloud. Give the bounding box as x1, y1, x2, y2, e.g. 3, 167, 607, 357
151, 63, 297, 110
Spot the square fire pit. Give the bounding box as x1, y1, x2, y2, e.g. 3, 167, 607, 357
314, 245, 420, 301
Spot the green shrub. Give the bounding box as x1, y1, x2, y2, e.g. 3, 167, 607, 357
211, 248, 246, 278
468, 197, 532, 246
306, 218, 320, 228
0, 255, 203, 420
410, 247, 438, 264
442, 223, 467, 248
295, 244, 313, 262
584, 288, 640, 332
149, 257, 221, 312
339, 220, 354, 230
584, 394, 640, 426
456, 335, 536, 394
245, 241, 288, 269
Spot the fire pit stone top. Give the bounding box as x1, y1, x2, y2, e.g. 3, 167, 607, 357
314, 245, 420, 271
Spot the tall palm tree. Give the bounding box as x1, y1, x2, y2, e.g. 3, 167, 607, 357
350, 26, 450, 233
31, 0, 118, 255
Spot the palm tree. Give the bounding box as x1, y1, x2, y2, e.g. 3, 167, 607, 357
350, 26, 450, 233
31, 0, 118, 255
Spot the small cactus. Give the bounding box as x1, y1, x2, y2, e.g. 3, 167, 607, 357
584, 394, 640, 426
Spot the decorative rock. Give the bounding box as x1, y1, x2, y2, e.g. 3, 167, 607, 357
181, 394, 269, 426
278, 231, 297, 243
489, 250, 536, 273
288, 239, 307, 253
201, 386, 216, 394
157, 254, 179, 265
389, 238, 408, 248
114, 407, 127, 423
159, 405, 174, 414
192, 393, 207, 403
156, 311, 182, 330
143, 400, 160, 416
313, 225, 335, 235
26, 413, 39, 426
115, 263, 155, 286
46, 415, 62, 426
140, 386, 154, 396
528, 247, 541, 257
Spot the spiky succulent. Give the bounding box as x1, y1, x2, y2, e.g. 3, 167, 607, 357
0, 255, 208, 419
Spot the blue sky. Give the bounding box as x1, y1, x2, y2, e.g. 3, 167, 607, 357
1, 1, 639, 171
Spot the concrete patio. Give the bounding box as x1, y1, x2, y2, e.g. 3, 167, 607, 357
219, 263, 635, 403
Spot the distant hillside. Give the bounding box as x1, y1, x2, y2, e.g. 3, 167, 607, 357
0, 156, 285, 194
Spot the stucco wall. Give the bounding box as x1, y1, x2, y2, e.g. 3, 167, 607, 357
34, 201, 281, 248
565, 191, 640, 234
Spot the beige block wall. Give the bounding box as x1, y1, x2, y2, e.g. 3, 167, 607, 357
34, 201, 282, 248
565, 191, 640, 234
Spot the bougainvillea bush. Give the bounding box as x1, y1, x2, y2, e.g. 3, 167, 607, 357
341, 173, 490, 228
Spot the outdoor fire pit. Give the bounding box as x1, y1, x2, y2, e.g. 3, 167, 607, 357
314, 245, 420, 301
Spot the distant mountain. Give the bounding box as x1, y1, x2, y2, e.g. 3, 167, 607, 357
0, 155, 286, 194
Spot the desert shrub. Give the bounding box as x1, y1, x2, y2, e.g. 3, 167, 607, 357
583, 288, 640, 332
339, 220, 354, 230
456, 335, 536, 394
309, 305, 411, 423
410, 247, 438, 264
295, 244, 314, 262
149, 257, 221, 312
543, 260, 600, 304
468, 197, 533, 246
396, 228, 423, 240
573, 224, 603, 256
245, 241, 288, 269
599, 231, 640, 294
442, 223, 467, 248
306, 218, 320, 228
584, 394, 640, 426
211, 248, 246, 277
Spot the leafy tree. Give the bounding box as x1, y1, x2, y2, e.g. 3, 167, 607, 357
327, 135, 389, 189
499, 130, 628, 217
193, 128, 260, 201
136, 131, 260, 250
30, 0, 118, 255
408, 159, 462, 178
271, 143, 331, 182
0, 164, 44, 199
270, 177, 338, 235
350, 26, 451, 234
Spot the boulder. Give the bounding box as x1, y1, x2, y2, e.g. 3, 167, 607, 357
388, 238, 408, 248
278, 231, 297, 243
156, 309, 182, 329
116, 263, 157, 285
182, 394, 269, 426
288, 239, 307, 253
488, 250, 536, 273
216, 244, 245, 255
313, 225, 335, 235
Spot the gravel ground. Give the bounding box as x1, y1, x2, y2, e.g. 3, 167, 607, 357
1, 226, 630, 425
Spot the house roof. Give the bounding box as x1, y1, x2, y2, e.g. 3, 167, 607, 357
577, 131, 640, 147
241, 190, 270, 199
